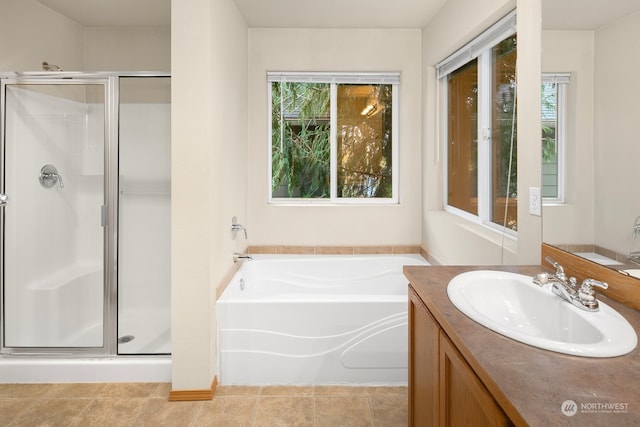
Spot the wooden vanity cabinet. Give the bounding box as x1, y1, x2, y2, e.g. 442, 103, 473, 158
409, 287, 512, 427
409, 287, 439, 426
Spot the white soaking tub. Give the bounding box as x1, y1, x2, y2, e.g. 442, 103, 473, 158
216, 253, 430, 385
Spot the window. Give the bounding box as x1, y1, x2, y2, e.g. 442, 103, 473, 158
438, 11, 518, 232
541, 73, 569, 202
268, 73, 399, 203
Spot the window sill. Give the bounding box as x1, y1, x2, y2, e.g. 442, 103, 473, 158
269, 199, 399, 206
442, 207, 518, 244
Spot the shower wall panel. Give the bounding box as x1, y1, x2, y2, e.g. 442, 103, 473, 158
117, 77, 171, 354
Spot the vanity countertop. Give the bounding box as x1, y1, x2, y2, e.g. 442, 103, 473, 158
404, 264, 640, 426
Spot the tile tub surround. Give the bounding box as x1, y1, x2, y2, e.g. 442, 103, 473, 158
0, 383, 407, 426
247, 244, 422, 255
247, 245, 439, 266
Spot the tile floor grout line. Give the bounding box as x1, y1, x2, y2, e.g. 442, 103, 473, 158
368, 395, 376, 427
187, 399, 205, 427
134, 397, 153, 427
130, 395, 152, 426
312, 395, 316, 427
6, 397, 41, 427
249, 386, 261, 426
74, 396, 95, 422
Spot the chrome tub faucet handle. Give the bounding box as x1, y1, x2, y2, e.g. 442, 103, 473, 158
231, 216, 247, 239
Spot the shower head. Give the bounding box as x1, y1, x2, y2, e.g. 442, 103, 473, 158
42, 61, 63, 71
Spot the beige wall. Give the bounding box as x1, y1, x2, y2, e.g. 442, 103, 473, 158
0, 1, 169, 73
593, 12, 640, 255
0, 0, 84, 71
171, 0, 248, 390
421, 0, 542, 265
246, 29, 422, 247
541, 31, 595, 247
84, 27, 170, 71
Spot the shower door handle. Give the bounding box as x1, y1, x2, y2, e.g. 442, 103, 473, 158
0, 193, 8, 206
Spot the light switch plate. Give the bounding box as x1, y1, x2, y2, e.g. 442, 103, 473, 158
529, 187, 541, 216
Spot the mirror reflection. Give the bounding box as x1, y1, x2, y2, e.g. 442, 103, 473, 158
541, 1, 640, 279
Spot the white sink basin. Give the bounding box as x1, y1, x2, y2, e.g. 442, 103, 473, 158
447, 270, 637, 357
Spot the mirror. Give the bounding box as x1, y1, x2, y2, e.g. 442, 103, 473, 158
541, 0, 640, 279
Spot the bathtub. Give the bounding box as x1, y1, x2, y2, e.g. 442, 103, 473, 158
217, 253, 430, 385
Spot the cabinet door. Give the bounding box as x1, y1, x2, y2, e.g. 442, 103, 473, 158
439, 334, 512, 427
409, 288, 439, 427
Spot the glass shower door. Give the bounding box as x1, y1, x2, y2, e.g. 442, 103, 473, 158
1, 79, 108, 351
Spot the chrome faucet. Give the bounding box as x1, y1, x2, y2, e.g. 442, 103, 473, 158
545, 256, 566, 283
233, 252, 252, 263
534, 257, 608, 312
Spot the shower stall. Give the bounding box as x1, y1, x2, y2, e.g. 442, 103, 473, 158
0, 72, 171, 379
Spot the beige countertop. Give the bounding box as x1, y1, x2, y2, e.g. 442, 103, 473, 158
404, 265, 640, 426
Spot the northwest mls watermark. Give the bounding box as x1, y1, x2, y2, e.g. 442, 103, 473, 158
561, 399, 630, 416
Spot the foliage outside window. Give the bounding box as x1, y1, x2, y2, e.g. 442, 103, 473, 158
443, 33, 518, 232
541, 74, 568, 202
491, 37, 518, 230
269, 73, 398, 203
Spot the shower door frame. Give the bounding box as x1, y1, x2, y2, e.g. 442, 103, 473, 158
0, 72, 167, 356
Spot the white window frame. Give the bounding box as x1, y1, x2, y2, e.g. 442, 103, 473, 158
437, 10, 517, 235
541, 73, 569, 204
267, 72, 400, 205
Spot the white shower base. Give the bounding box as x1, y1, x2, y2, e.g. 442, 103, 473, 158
0, 356, 171, 383
118, 308, 171, 354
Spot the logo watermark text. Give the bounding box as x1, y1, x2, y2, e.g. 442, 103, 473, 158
562, 399, 629, 416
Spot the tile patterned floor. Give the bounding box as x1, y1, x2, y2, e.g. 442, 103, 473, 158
0, 383, 408, 426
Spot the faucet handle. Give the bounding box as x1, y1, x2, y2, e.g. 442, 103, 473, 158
578, 278, 608, 304
544, 256, 565, 277
231, 216, 248, 239
581, 278, 608, 290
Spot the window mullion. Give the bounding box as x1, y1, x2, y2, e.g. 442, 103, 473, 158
330, 83, 338, 200
391, 85, 399, 202
442, 79, 450, 208
477, 52, 492, 223
556, 82, 566, 202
